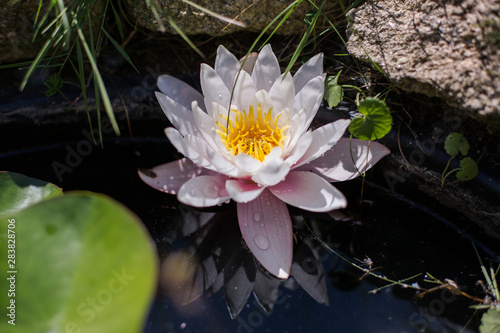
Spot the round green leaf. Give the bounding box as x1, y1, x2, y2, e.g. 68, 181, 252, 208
480, 308, 500, 333
0, 192, 158, 333
0, 171, 63, 217
456, 157, 479, 181
444, 132, 469, 156
348, 97, 392, 141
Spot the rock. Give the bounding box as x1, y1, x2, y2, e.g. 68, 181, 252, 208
346, 0, 500, 127
128, 0, 312, 35
0, 0, 44, 64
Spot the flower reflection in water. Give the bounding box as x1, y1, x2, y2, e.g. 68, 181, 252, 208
159, 206, 328, 318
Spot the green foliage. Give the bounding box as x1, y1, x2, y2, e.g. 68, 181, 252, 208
0, 172, 157, 333
441, 132, 478, 187
480, 308, 500, 333
444, 132, 470, 156
0, 171, 62, 216
348, 97, 393, 141
324, 71, 344, 108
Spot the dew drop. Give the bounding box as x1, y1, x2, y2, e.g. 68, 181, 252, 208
260, 223, 265, 228
243, 222, 248, 227
253, 212, 261, 221
172, 89, 178, 95
253, 234, 270, 250
340, 152, 345, 157
218, 93, 222, 99
272, 234, 277, 238
279, 222, 284, 226
266, 201, 271, 206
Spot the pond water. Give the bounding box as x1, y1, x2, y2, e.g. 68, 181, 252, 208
1, 109, 497, 332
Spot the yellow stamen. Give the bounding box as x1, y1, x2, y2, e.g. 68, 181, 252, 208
215, 104, 288, 162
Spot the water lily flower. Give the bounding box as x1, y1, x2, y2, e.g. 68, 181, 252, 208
139, 45, 390, 279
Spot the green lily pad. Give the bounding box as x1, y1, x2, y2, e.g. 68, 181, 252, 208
348, 97, 393, 141
0, 192, 158, 333
444, 132, 469, 156
0, 171, 63, 216
456, 156, 479, 181
324, 71, 344, 108
480, 308, 500, 333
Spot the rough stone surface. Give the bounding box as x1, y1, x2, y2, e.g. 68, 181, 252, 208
346, 0, 500, 127
0, 0, 45, 64
128, 0, 314, 35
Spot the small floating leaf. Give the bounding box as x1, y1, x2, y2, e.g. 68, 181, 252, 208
456, 157, 479, 181
444, 132, 469, 156
348, 97, 392, 141
324, 71, 344, 108
480, 308, 500, 333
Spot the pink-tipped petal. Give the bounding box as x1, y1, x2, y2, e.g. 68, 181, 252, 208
178, 175, 231, 207
215, 45, 241, 90
251, 44, 281, 92
201, 64, 231, 117
157, 75, 205, 111
251, 147, 290, 187
155, 92, 200, 138
293, 53, 324, 94
138, 158, 206, 194
226, 179, 265, 203
293, 74, 326, 130
237, 190, 292, 279
305, 138, 391, 182
270, 171, 347, 212
293, 119, 351, 168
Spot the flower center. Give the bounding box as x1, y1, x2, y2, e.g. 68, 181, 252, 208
216, 104, 288, 162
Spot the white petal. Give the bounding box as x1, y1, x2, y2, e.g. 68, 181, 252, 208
232, 70, 257, 111
165, 128, 239, 176
283, 108, 307, 155
191, 100, 218, 150
138, 158, 206, 194
215, 45, 240, 90
304, 138, 391, 182
233, 153, 261, 175
294, 119, 351, 168
157, 75, 205, 111
226, 179, 265, 203
251, 44, 281, 91
237, 189, 292, 279
155, 92, 200, 138
293, 74, 326, 130
270, 171, 347, 212
249, 90, 274, 118
252, 147, 290, 187
269, 72, 295, 114
201, 64, 231, 117
239, 52, 258, 74
293, 53, 324, 94
284, 131, 313, 167
177, 175, 231, 207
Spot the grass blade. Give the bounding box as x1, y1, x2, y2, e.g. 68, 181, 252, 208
102, 29, 139, 73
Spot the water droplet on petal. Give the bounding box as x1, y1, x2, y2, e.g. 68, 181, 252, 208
218, 93, 222, 99
243, 222, 248, 227
254, 234, 270, 250
260, 223, 265, 228
253, 212, 261, 221
266, 201, 271, 206
172, 89, 178, 95
340, 153, 345, 157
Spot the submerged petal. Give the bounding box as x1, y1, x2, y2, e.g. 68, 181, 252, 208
303, 138, 391, 182
138, 158, 206, 194
178, 174, 231, 207
237, 189, 292, 279
270, 171, 347, 212
157, 75, 205, 111
251, 44, 281, 91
